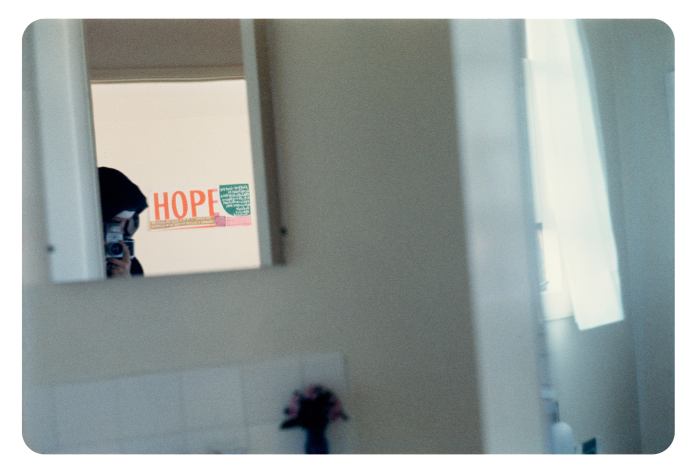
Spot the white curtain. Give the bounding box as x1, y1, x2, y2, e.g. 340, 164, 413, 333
525, 20, 624, 330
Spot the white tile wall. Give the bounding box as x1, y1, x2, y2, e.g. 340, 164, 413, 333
54, 379, 121, 445
247, 422, 306, 454
242, 357, 302, 426
117, 373, 184, 439
185, 426, 247, 454
23, 353, 352, 454
22, 384, 58, 453
181, 365, 245, 430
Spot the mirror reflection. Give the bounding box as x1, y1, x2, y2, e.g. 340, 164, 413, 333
87, 19, 262, 278
92, 80, 260, 277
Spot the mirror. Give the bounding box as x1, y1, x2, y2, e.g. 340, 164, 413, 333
92, 79, 261, 277
27, 19, 282, 282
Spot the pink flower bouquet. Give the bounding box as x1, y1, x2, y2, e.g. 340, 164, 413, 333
281, 384, 348, 454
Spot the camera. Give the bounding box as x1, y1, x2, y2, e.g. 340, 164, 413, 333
104, 222, 134, 259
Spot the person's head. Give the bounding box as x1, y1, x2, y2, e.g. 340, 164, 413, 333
98, 167, 147, 235
110, 214, 137, 236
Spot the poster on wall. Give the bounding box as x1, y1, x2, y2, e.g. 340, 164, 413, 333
149, 184, 252, 231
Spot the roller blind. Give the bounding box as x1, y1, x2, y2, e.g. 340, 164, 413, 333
525, 19, 624, 330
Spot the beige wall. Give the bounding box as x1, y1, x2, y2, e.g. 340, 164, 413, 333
23, 19, 483, 453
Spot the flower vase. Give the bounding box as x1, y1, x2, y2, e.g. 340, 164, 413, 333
305, 427, 329, 454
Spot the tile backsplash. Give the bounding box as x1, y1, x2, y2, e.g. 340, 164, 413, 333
23, 353, 353, 454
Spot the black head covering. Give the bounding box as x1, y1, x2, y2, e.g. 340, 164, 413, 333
98, 167, 148, 222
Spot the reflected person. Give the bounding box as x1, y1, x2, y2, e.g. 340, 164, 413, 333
98, 167, 148, 278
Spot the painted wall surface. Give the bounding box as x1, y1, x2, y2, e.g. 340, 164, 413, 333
602, 19, 675, 455
451, 19, 549, 454
23, 20, 483, 454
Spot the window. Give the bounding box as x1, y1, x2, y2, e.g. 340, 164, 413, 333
524, 20, 624, 330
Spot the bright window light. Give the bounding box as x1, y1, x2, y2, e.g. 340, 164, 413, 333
524, 20, 624, 330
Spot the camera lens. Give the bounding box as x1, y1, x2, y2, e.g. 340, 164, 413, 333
107, 242, 124, 256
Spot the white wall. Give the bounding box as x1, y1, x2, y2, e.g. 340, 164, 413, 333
23, 19, 484, 454
542, 19, 674, 454
22, 20, 105, 283
602, 19, 675, 455
451, 19, 549, 454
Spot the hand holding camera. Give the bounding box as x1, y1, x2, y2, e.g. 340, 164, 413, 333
104, 221, 135, 278
106, 240, 133, 278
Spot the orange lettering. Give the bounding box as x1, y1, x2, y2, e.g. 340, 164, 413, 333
208, 189, 218, 216
153, 192, 169, 220
190, 190, 206, 218
172, 191, 188, 219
